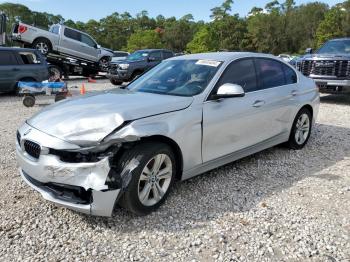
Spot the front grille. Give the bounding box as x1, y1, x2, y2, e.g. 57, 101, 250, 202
16, 131, 21, 145
297, 60, 350, 79
24, 140, 41, 159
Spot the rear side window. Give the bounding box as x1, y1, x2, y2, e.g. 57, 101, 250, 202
150, 51, 162, 61
64, 28, 81, 42
216, 59, 258, 93
256, 58, 285, 89
0, 51, 17, 65
18, 51, 42, 64
163, 51, 173, 59
283, 64, 297, 84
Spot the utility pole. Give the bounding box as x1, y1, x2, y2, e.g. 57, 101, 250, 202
0, 12, 6, 46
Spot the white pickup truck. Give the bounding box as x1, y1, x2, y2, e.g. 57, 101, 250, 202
12, 23, 113, 70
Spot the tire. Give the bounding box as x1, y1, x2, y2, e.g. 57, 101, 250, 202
99, 57, 110, 72
32, 38, 52, 56
110, 78, 123, 86
287, 108, 312, 150
23, 95, 36, 107
48, 66, 63, 81
118, 142, 176, 215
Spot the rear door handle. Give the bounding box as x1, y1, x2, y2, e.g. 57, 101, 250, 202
291, 90, 298, 96
252, 100, 265, 108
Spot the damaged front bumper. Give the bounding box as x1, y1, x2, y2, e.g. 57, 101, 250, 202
16, 123, 122, 217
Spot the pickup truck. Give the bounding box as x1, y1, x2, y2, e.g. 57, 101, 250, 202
296, 38, 350, 93
12, 23, 114, 71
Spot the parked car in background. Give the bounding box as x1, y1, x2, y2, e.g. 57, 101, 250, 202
17, 52, 319, 217
11, 23, 114, 70
278, 54, 293, 62
0, 47, 48, 93
296, 38, 350, 93
107, 49, 174, 85
111, 51, 129, 62
289, 56, 302, 67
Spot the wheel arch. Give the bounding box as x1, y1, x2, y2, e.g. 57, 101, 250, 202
32, 37, 52, 48
139, 135, 184, 181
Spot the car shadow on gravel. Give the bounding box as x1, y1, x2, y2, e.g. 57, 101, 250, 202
81, 122, 350, 233
320, 94, 350, 105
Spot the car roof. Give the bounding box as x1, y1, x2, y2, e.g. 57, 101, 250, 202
169, 52, 278, 62
0, 47, 37, 52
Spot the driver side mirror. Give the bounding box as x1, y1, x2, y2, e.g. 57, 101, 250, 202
213, 83, 245, 99
96, 44, 101, 49
305, 48, 312, 54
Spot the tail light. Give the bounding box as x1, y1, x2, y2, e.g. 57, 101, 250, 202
18, 24, 27, 34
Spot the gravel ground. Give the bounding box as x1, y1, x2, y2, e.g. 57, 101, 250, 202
0, 80, 349, 262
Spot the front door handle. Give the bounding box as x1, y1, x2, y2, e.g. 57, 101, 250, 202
252, 100, 265, 108
291, 90, 298, 96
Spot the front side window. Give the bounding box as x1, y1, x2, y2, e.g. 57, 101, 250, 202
215, 59, 258, 93
127, 59, 222, 97
0, 51, 17, 65
256, 58, 285, 89
317, 40, 350, 54
81, 34, 96, 48
64, 28, 81, 42
127, 51, 150, 61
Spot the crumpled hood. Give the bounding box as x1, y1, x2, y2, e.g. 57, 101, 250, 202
27, 89, 193, 146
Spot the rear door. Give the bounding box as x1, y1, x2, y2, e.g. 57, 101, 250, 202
0, 50, 20, 92
254, 58, 298, 136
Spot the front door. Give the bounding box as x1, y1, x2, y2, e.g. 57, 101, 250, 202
202, 58, 273, 162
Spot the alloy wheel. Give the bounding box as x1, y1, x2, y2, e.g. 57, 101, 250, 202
35, 42, 49, 55
295, 113, 310, 145
138, 154, 172, 207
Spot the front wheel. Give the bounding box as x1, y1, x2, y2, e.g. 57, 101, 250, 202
118, 142, 176, 215
287, 108, 312, 150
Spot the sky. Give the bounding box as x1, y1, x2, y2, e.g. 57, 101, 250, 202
0, 0, 345, 22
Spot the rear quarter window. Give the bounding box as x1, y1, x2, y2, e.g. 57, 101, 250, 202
0, 51, 18, 65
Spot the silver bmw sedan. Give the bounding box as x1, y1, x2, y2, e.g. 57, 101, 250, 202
16, 52, 319, 216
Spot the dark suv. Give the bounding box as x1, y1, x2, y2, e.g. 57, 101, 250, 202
107, 49, 174, 85
0, 47, 49, 93
296, 38, 350, 93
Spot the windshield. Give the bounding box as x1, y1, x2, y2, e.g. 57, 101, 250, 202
127, 59, 222, 97
127, 51, 149, 61
317, 40, 350, 54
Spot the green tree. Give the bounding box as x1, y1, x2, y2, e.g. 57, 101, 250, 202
126, 29, 164, 52
316, 7, 344, 47
186, 26, 214, 53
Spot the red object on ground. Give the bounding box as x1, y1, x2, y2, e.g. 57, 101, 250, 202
80, 83, 86, 95
88, 77, 97, 83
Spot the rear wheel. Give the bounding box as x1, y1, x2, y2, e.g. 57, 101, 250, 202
32, 38, 52, 56
22, 95, 36, 107
99, 57, 110, 72
48, 66, 63, 81
287, 108, 312, 150
118, 142, 176, 215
